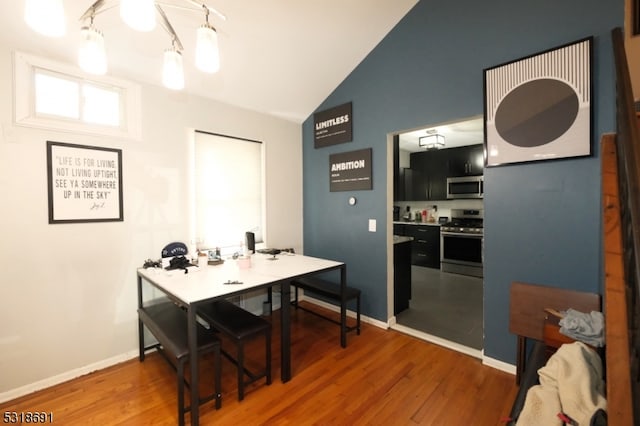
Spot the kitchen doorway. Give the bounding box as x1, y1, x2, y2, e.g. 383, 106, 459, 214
393, 266, 483, 357
389, 117, 484, 358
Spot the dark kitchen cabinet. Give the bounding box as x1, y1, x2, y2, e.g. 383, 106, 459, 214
394, 238, 412, 315
393, 136, 412, 201
405, 225, 440, 269
393, 136, 403, 200
447, 144, 484, 177
409, 150, 447, 201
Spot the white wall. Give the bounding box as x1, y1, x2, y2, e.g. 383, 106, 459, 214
0, 43, 303, 398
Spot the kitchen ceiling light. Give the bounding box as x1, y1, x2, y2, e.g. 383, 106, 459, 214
25, 0, 225, 90
24, 0, 66, 37
419, 133, 446, 150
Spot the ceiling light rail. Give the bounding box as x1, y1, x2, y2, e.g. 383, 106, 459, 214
25, 0, 224, 91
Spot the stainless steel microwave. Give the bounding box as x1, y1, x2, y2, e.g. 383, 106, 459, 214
446, 176, 483, 199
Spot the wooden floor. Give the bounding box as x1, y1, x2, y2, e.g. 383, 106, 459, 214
1, 302, 518, 425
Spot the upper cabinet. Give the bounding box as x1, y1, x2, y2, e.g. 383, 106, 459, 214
395, 144, 484, 201
447, 145, 484, 177
409, 149, 448, 201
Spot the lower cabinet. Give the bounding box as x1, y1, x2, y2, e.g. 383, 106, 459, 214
405, 225, 440, 269
393, 239, 412, 315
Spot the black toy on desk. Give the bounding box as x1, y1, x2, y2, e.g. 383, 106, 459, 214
143, 259, 161, 268
257, 248, 281, 260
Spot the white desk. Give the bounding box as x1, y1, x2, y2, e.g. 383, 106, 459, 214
137, 253, 345, 425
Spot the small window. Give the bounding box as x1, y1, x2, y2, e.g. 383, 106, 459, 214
14, 51, 141, 140
34, 71, 80, 119
82, 83, 121, 127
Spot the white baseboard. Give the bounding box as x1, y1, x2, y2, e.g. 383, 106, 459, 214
390, 322, 484, 359
301, 295, 388, 329
0, 350, 139, 404
482, 355, 517, 375
388, 315, 516, 376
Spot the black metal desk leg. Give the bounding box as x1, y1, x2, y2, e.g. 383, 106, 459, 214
188, 306, 199, 425
340, 266, 347, 348
280, 281, 291, 382
137, 275, 145, 361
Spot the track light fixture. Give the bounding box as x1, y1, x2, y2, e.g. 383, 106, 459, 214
24, 0, 225, 90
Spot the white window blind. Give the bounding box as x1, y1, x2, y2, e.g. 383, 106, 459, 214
193, 131, 264, 253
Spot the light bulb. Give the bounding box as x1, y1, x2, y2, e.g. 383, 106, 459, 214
163, 48, 184, 90
78, 26, 107, 75
120, 0, 156, 32
195, 24, 220, 73
24, 0, 66, 37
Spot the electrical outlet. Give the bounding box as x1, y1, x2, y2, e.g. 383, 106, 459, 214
368, 219, 376, 232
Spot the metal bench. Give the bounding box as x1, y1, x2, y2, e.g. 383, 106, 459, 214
198, 299, 272, 401
290, 276, 361, 348
138, 301, 222, 426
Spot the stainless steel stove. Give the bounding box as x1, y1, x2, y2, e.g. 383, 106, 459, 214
440, 209, 483, 277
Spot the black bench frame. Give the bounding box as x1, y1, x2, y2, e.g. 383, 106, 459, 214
197, 299, 271, 401
138, 301, 221, 426
288, 276, 361, 348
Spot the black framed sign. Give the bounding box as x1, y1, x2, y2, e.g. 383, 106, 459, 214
329, 148, 372, 192
314, 102, 352, 148
47, 141, 123, 223
484, 37, 592, 167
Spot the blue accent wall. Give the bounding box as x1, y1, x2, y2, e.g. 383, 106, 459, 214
302, 0, 623, 364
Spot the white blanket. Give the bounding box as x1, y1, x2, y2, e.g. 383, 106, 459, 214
516, 342, 607, 426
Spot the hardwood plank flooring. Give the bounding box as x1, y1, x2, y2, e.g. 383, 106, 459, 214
1, 302, 518, 425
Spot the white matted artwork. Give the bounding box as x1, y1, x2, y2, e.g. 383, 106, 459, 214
484, 37, 592, 167
47, 141, 123, 223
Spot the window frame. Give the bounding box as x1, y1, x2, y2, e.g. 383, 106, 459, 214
14, 51, 142, 140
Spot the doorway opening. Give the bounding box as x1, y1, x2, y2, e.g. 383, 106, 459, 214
388, 117, 484, 358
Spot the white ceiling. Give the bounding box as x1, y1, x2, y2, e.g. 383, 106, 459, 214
0, 0, 418, 123
398, 116, 485, 153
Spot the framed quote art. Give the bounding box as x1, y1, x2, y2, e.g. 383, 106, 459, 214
484, 37, 593, 167
47, 141, 123, 224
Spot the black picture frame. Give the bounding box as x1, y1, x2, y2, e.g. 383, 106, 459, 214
47, 141, 123, 224
483, 37, 593, 167
329, 148, 372, 192
314, 102, 353, 148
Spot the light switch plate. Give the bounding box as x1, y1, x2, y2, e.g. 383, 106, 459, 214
368, 219, 376, 232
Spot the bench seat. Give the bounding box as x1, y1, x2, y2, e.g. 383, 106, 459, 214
138, 301, 221, 425
290, 276, 361, 348
198, 299, 271, 401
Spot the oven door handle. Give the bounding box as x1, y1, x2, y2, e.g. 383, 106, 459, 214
440, 231, 483, 238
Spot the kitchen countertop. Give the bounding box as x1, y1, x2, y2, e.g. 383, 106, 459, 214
393, 235, 413, 244
393, 221, 441, 226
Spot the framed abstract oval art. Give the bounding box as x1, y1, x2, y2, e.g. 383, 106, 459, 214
483, 37, 592, 167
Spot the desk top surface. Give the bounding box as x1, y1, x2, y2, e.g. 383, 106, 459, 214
138, 253, 344, 305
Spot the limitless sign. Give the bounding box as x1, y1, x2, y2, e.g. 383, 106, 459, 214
314, 102, 352, 148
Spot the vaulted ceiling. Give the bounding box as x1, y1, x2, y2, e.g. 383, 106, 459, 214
1, 1, 418, 122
